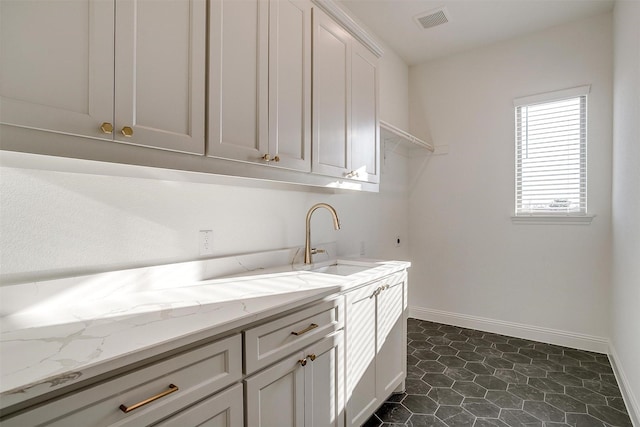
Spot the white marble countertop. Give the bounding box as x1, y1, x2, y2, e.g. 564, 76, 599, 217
0, 252, 409, 412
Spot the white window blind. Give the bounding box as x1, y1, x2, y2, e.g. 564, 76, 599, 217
514, 86, 589, 215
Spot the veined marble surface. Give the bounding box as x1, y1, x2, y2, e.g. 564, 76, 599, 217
0, 245, 410, 412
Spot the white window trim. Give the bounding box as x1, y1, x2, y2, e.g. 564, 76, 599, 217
510, 214, 595, 225
513, 85, 591, 221
513, 85, 591, 107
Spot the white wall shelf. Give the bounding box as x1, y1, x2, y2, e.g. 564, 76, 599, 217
380, 120, 434, 152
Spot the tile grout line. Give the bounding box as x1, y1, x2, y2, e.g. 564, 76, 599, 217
364, 318, 633, 427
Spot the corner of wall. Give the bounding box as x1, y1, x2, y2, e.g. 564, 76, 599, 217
609, 342, 640, 426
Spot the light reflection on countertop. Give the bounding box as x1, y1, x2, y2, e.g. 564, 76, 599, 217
0, 250, 410, 412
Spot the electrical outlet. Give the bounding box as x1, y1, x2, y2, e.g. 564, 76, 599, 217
199, 230, 214, 256
395, 235, 401, 247
359, 241, 366, 256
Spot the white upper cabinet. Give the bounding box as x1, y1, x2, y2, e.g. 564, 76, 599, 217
312, 8, 351, 178
0, 0, 206, 154
268, 0, 312, 171
208, 0, 269, 164
311, 7, 380, 184
1, 0, 380, 189
0, 0, 114, 140
114, 0, 206, 154
208, 0, 311, 172
350, 42, 380, 184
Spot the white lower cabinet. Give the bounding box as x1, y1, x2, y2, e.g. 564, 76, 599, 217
152, 383, 243, 427
0, 334, 242, 427
344, 272, 407, 427
376, 275, 406, 398
304, 331, 344, 427
0, 270, 409, 427
245, 331, 344, 427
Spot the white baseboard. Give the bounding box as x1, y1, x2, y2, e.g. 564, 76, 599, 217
608, 343, 640, 426
409, 306, 609, 354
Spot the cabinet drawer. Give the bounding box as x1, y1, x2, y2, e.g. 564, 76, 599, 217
2, 334, 242, 427
244, 298, 343, 374
345, 271, 406, 302
152, 383, 243, 427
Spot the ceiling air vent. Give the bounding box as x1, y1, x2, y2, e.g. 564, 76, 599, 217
414, 7, 449, 30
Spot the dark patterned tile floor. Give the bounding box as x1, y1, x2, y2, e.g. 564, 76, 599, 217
363, 319, 633, 427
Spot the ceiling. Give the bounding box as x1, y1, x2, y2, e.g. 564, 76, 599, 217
340, 0, 614, 65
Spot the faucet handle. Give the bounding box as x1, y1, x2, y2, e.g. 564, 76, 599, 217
310, 248, 325, 255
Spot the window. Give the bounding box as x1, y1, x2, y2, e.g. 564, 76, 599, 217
514, 86, 589, 216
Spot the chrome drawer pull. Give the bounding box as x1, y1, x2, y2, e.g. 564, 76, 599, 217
119, 384, 179, 413
291, 323, 319, 336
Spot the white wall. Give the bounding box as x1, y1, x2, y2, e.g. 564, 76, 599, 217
407, 13, 613, 346
0, 43, 411, 286
611, 0, 640, 421
378, 42, 409, 130
0, 156, 407, 284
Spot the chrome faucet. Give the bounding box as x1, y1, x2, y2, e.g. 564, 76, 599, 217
304, 203, 341, 264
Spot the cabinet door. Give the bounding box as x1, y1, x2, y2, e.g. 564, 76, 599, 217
268, 0, 312, 172
152, 383, 243, 427
350, 41, 379, 184
344, 283, 378, 427
311, 8, 351, 179
114, 0, 205, 154
304, 331, 344, 427
208, 0, 269, 162
0, 0, 114, 140
245, 351, 305, 427
376, 279, 405, 397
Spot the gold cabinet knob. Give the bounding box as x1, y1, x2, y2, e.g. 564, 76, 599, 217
273, 156, 280, 163
262, 154, 280, 163
121, 126, 134, 137
308, 354, 316, 362
298, 358, 307, 366
345, 170, 359, 178
100, 122, 113, 134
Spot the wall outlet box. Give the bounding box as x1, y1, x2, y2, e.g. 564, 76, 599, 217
199, 230, 214, 256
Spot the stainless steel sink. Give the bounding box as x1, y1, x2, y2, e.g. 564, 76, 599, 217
311, 262, 375, 276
